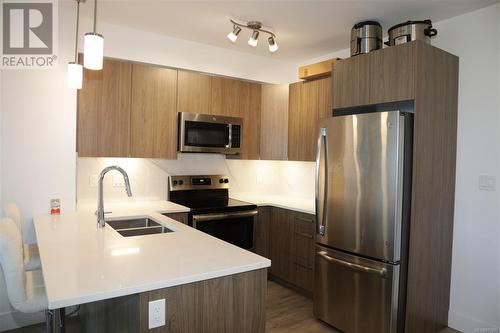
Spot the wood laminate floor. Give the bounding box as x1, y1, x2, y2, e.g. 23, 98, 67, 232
6, 280, 463, 333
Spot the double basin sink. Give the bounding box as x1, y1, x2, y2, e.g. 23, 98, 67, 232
107, 217, 173, 237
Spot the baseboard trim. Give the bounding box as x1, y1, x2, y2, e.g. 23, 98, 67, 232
448, 309, 500, 333
0, 311, 45, 332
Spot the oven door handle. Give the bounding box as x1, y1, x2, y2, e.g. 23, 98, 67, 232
192, 210, 258, 223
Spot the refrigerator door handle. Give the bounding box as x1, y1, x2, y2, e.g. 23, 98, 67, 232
317, 251, 387, 277
315, 127, 328, 236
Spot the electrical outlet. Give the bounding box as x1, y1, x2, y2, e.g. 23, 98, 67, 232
89, 175, 98, 187
148, 299, 166, 329
113, 175, 125, 187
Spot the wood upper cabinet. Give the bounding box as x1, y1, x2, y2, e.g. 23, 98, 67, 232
288, 76, 332, 161
210, 76, 242, 117
177, 70, 212, 114
77, 58, 132, 157
130, 64, 178, 159
333, 42, 415, 109
260, 84, 289, 160
241, 83, 261, 160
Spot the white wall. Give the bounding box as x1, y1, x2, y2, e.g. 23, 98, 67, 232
432, 5, 500, 332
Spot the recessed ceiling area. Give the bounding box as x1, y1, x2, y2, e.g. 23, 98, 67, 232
79, 0, 498, 62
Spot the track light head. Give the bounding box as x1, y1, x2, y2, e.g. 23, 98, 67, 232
248, 30, 259, 47
227, 26, 242, 43
268, 36, 278, 52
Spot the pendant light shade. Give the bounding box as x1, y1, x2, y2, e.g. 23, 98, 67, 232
83, 33, 104, 70
67, 62, 83, 89
83, 0, 104, 70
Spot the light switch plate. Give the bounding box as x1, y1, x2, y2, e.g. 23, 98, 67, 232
148, 299, 166, 329
112, 175, 125, 187
479, 175, 496, 191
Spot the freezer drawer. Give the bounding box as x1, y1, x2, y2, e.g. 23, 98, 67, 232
313, 245, 400, 333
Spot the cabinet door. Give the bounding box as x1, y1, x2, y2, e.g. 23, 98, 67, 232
332, 55, 371, 109
260, 84, 289, 160
333, 43, 415, 109
269, 208, 294, 283
288, 80, 320, 162
288, 82, 303, 161
318, 76, 333, 119
130, 64, 178, 159
255, 207, 271, 259
368, 42, 415, 104
177, 70, 212, 114
210, 76, 242, 117
241, 83, 261, 160
77, 58, 131, 157
292, 212, 315, 293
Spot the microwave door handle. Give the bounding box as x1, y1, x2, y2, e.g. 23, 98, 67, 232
316, 127, 328, 236
226, 124, 232, 148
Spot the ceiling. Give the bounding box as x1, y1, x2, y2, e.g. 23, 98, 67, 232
79, 0, 498, 62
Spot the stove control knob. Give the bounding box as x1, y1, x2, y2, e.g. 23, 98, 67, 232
224, 178, 229, 183
178, 180, 184, 186
172, 180, 178, 186
219, 178, 224, 184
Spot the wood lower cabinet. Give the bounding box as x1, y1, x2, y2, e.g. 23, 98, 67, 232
80, 269, 267, 333
130, 64, 178, 159
77, 58, 132, 157
257, 206, 316, 295
288, 76, 332, 161
291, 212, 315, 292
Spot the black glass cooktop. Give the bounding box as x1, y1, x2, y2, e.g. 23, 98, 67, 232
169, 189, 256, 214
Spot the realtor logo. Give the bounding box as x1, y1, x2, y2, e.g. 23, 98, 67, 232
1, 0, 58, 68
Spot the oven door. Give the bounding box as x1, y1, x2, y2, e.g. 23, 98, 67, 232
192, 210, 257, 250
178, 112, 242, 154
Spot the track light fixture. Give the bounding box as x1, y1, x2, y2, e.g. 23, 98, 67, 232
227, 19, 278, 53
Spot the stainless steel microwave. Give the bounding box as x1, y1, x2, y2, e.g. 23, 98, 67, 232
178, 112, 242, 154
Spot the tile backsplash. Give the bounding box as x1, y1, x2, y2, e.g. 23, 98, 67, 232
77, 154, 315, 205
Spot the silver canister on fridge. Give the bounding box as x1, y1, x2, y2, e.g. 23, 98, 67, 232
350, 21, 382, 57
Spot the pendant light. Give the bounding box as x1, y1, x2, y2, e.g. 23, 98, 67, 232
83, 0, 104, 70
67, 0, 82, 89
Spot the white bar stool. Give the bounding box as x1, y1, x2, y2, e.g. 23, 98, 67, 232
4, 203, 41, 271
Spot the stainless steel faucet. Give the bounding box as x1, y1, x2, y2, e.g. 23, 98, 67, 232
96, 166, 132, 228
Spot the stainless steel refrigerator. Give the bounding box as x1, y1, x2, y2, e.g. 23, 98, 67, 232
314, 110, 413, 333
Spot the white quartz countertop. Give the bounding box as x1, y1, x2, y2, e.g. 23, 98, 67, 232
231, 193, 315, 215
34, 201, 270, 309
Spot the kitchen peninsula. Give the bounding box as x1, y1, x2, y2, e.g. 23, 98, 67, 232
34, 201, 270, 332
